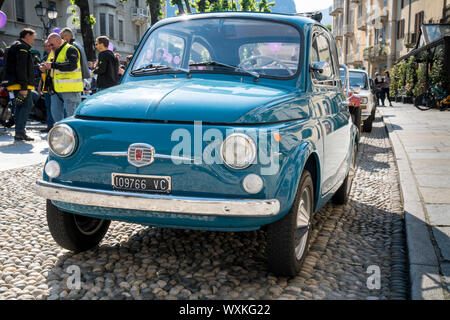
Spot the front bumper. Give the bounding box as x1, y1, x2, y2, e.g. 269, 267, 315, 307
35, 180, 280, 218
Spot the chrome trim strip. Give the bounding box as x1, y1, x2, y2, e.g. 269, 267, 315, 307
35, 180, 280, 217
93, 151, 127, 156
92, 151, 193, 162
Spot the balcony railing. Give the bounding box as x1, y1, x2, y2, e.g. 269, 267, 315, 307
97, 0, 117, 8
363, 47, 372, 60
380, 7, 389, 21
404, 32, 417, 48
346, 54, 355, 64
357, 15, 367, 30
329, 0, 344, 16
132, 8, 150, 24
333, 25, 344, 39
344, 24, 354, 37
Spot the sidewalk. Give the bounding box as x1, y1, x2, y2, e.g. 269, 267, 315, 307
379, 103, 450, 300
0, 122, 48, 171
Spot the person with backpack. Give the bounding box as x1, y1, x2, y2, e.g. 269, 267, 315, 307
1, 28, 36, 141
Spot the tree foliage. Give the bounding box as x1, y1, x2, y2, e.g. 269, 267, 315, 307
189, 0, 274, 13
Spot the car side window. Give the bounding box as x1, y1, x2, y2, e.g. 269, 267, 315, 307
311, 33, 336, 86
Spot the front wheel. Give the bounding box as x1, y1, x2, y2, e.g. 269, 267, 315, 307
266, 170, 314, 276
46, 200, 110, 252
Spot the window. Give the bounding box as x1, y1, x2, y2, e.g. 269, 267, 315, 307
119, 20, 124, 41
189, 42, 211, 64
135, 0, 139, 7
397, 19, 405, 39
134, 31, 185, 69
109, 14, 114, 39
131, 18, 302, 79
15, 0, 25, 23
311, 33, 335, 85
100, 13, 106, 35
414, 11, 425, 40
136, 25, 140, 43
349, 71, 369, 90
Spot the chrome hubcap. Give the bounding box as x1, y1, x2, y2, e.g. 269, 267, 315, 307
73, 215, 104, 236
295, 187, 311, 260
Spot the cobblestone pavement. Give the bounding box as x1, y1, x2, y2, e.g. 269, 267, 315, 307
0, 115, 409, 300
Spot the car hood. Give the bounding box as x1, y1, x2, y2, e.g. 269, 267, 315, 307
76, 78, 297, 124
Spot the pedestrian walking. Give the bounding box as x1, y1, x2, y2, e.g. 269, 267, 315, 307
38, 40, 55, 132
383, 71, 393, 107
43, 33, 83, 122
374, 72, 385, 106
92, 36, 118, 91
2, 28, 36, 141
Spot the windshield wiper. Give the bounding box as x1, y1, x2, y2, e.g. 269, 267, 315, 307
131, 64, 190, 75
189, 61, 260, 80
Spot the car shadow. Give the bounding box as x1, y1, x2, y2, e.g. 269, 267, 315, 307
356, 142, 391, 172
42, 198, 411, 300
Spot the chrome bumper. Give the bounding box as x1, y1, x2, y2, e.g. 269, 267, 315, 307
35, 180, 280, 217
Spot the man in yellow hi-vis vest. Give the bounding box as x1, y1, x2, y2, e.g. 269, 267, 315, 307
42, 33, 83, 122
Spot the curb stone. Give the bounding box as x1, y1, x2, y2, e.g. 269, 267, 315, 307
380, 109, 445, 300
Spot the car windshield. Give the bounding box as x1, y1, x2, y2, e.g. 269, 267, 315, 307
349, 71, 369, 90
131, 18, 302, 79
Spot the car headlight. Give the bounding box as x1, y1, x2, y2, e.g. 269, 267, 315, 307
221, 133, 256, 169
360, 97, 368, 104
48, 124, 77, 157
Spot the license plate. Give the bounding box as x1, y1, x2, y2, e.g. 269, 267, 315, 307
112, 173, 171, 193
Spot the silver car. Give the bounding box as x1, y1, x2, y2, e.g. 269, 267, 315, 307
348, 69, 376, 132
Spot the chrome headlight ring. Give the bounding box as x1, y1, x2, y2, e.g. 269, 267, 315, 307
48, 124, 77, 158
220, 133, 257, 170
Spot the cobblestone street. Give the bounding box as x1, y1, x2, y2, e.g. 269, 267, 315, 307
0, 114, 409, 300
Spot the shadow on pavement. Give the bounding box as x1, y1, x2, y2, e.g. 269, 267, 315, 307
404, 211, 448, 299
42, 197, 410, 300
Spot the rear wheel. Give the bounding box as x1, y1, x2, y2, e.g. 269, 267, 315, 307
46, 200, 110, 252
362, 115, 373, 132
350, 107, 361, 132
415, 92, 435, 111
266, 170, 314, 276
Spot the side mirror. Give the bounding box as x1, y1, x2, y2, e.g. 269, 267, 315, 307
311, 61, 333, 81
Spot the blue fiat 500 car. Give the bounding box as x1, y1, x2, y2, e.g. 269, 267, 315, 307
36, 12, 358, 276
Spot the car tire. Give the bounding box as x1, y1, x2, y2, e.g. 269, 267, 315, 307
266, 170, 314, 277
46, 200, 110, 252
351, 107, 361, 132
363, 115, 373, 132
332, 142, 357, 205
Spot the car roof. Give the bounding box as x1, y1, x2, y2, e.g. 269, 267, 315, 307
348, 69, 368, 75
152, 11, 320, 30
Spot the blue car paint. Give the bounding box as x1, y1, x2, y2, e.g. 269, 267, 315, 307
43, 12, 358, 231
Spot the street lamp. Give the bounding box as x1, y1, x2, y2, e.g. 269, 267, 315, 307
35, 1, 58, 38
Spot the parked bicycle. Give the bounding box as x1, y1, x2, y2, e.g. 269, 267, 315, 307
414, 83, 450, 111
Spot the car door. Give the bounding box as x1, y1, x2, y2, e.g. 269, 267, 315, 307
310, 28, 351, 194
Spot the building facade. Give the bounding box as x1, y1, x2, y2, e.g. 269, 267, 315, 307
331, 0, 449, 77
0, 0, 165, 61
